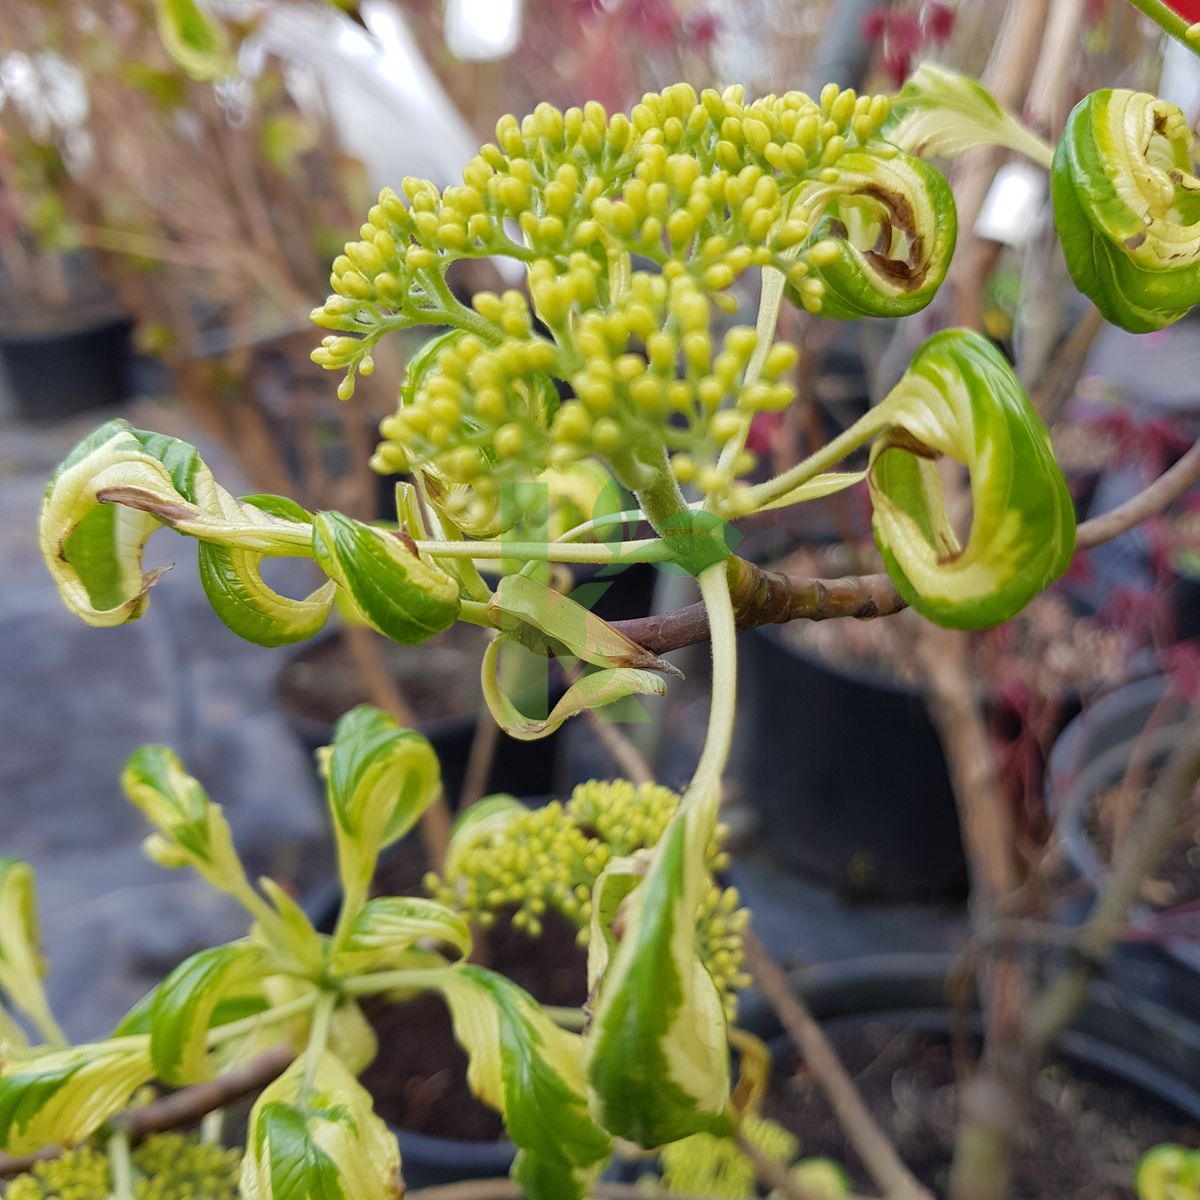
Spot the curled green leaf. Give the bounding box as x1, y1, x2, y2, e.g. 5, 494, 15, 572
413, 964, 612, 1200
869, 328, 1075, 629
40, 420, 330, 644
481, 635, 667, 741
798, 149, 957, 319
150, 943, 271, 1085
0, 859, 59, 1044
153, 0, 233, 82
1052, 89, 1200, 332
324, 706, 442, 895
1136, 1144, 1200, 1200
122, 745, 253, 898
585, 811, 732, 1148
489, 573, 680, 674
887, 62, 1053, 167
311, 511, 460, 644
332, 897, 472, 977
0, 1042, 155, 1153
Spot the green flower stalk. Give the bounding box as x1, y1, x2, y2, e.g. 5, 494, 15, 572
426, 781, 749, 1018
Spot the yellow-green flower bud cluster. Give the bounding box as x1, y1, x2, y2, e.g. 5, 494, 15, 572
565, 778, 727, 868
427, 781, 750, 1014
546, 271, 798, 502
697, 882, 752, 1019
4, 1137, 241, 1200
589, 82, 892, 297
372, 320, 560, 535
312, 79, 892, 406
425, 800, 607, 941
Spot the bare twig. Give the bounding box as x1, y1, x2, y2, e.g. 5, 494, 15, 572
1026, 699, 1200, 1053
0, 1045, 295, 1179
1075, 437, 1200, 550
611, 432, 1200, 658
741, 930, 930, 1200
584, 708, 656, 785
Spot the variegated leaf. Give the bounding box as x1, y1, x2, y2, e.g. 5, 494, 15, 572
149, 943, 272, 1085
0, 1042, 155, 1152
241, 1053, 401, 1200
40, 420, 331, 645
311, 512, 460, 645
414, 964, 612, 1200
324, 706, 442, 899
331, 897, 472, 977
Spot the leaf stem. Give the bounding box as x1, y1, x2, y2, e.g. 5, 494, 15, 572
417, 537, 673, 564
742, 400, 895, 512
301, 992, 336, 1093
1122, 0, 1200, 50
107, 1129, 134, 1200
205, 992, 319, 1047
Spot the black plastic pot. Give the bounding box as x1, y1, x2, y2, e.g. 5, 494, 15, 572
276, 629, 565, 805
1, 319, 133, 421
737, 622, 968, 902
1048, 675, 1199, 1016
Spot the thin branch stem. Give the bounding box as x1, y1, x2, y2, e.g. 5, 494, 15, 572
1075, 437, 1200, 549
584, 707, 656, 785
741, 930, 931, 1200
416, 537, 673, 564
1026, 699, 1200, 1054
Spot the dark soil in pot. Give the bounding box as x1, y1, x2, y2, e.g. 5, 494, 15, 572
765, 1021, 1200, 1200
276, 623, 564, 804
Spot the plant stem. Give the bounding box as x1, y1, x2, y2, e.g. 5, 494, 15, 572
300, 993, 336, 1092
416, 537, 673, 564
684, 563, 738, 818
543, 1006, 587, 1030
107, 1129, 134, 1200
1075, 435, 1200, 549
741, 930, 931, 1200
206, 992, 318, 1047
1122, 0, 1200, 48
741, 402, 894, 512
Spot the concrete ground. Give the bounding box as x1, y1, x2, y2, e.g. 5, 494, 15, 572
0, 401, 328, 1041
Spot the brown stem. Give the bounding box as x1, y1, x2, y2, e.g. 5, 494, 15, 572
584, 707, 656, 785
610, 433, 1200, 658
1026, 699, 1200, 1054
0, 1045, 294, 1179
1075, 437, 1200, 550
741, 930, 930, 1200
459, 711, 503, 809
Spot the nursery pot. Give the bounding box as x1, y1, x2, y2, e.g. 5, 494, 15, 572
308, 823, 588, 1189
275, 627, 565, 805
737, 622, 968, 902
1047, 674, 1198, 1016
1, 319, 134, 422
737, 953, 1200, 1197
